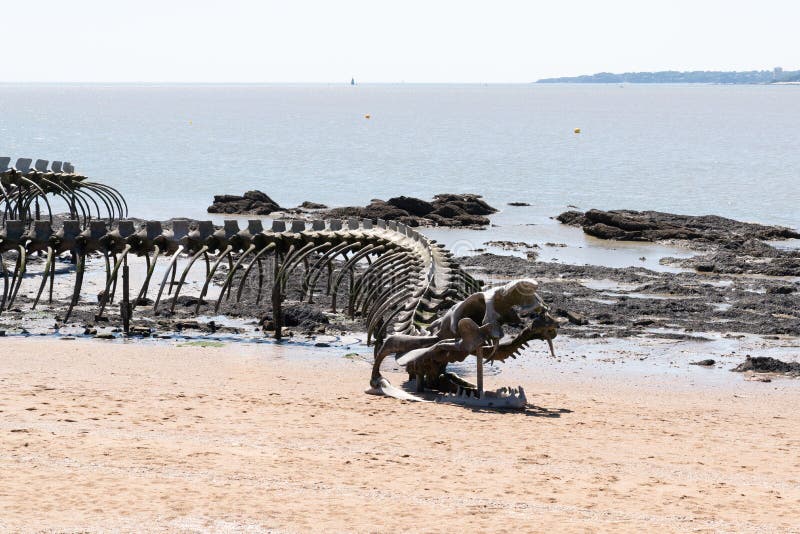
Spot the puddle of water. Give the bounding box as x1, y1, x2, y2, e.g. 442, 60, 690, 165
703, 279, 734, 288
492, 333, 800, 389
601, 292, 696, 301
644, 327, 719, 338
766, 238, 800, 251
12, 253, 225, 306
579, 279, 643, 291
422, 216, 697, 273
583, 297, 618, 305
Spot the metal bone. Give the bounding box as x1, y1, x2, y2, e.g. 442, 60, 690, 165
1, 158, 126, 226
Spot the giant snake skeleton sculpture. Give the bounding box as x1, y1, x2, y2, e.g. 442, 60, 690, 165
1, 157, 558, 408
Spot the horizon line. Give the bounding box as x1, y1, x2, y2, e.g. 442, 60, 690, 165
1, 81, 538, 85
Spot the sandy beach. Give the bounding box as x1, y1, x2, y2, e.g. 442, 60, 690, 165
4, 3, 800, 533
1, 337, 798, 532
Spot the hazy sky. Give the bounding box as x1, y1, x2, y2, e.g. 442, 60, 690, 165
4, 0, 798, 83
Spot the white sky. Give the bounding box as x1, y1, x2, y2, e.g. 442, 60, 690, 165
4, 0, 799, 83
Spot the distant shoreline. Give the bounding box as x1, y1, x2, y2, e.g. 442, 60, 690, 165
537, 69, 800, 84
0, 80, 798, 86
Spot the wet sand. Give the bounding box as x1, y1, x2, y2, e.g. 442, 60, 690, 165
1, 338, 799, 532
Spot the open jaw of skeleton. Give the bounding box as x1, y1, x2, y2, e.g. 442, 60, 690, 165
368, 279, 560, 409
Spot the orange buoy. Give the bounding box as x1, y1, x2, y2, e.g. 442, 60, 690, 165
574, 128, 581, 134
365, 114, 371, 119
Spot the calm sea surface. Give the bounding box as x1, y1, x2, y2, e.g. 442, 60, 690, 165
1, 83, 798, 232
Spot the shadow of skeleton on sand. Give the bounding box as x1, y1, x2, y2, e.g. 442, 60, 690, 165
397, 379, 572, 417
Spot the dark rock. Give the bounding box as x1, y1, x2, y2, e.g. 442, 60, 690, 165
690, 359, 716, 366
731, 356, 800, 375
508, 202, 530, 207
128, 326, 152, 337
242, 190, 276, 204
174, 320, 201, 330
767, 285, 797, 294
299, 201, 328, 209
583, 223, 629, 240
171, 295, 207, 307
213, 194, 244, 203
430, 203, 468, 219
254, 204, 278, 215
594, 313, 615, 325
397, 216, 422, 228
557, 309, 588, 325
387, 196, 434, 216
423, 213, 452, 227
433, 193, 497, 215
454, 214, 490, 226
561, 208, 800, 277
207, 190, 282, 215
282, 305, 329, 328
321, 193, 497, 228
324, 206, 367, 219
556, 210, 584, 225
558, 208, 800, 243
326, 200, 411, 222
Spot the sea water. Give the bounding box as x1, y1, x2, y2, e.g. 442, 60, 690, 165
2, 83, 798, 265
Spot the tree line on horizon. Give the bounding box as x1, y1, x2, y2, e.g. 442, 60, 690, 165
537, 69, 800, 84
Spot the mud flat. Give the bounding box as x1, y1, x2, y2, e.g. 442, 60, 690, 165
2, 209, 797, 371
1, 338, 799, 532
452, 208, 800, 345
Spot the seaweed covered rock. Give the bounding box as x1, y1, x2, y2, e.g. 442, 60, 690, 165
208, 190, 282, 215
325, 200, 412, 223
323, 193, 496, 228
282, 304, 329, 328
433, 193, 497, 216
731, 356, 800, 375
557, 209, 800, 243
299, 201, 328, 209
387, 196, 434, 216
560, 209, 800, 276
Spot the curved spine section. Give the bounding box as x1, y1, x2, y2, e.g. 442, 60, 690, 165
0, 215, 479, 341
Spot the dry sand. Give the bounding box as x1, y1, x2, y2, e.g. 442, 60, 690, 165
1, 338, 799, 533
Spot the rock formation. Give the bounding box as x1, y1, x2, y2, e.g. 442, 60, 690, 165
207, 191, 282, 215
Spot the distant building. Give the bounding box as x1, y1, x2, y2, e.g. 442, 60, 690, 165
773, 67, 783, 80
